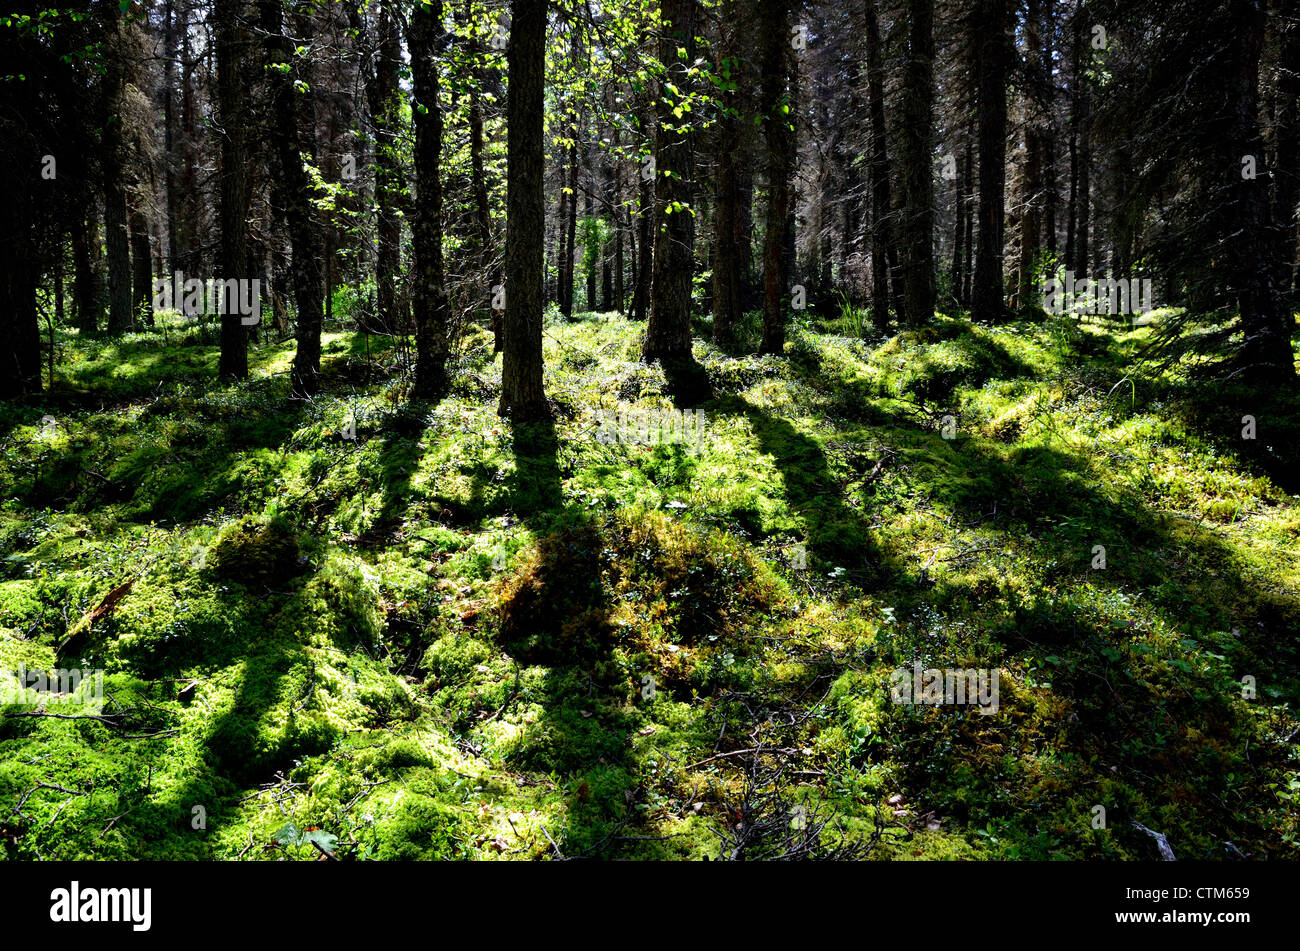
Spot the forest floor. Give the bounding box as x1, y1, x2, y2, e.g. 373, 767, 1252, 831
2, 306, 1299, 860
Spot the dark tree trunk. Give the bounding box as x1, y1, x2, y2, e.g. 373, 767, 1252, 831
952, 132, 967, 308
1227, 0, 1294, 381
614, 133, 626, 313
584, 173, 596, 310
601, 149, 614, 311
1071, 12, 1091, 278
1017, 0, 1044, 310
758, 0, 793, 355
264, 0, 326, 397
215, 0, 250, 376
631, 128, 654, 321
644, 0, 699, 365
73, 213, 101, 334
180, 0, 199, 274
0, 176, 40, 397
367, 1, 403, 335
409, 0, 453, 400
962, 133, 975, 304
130, 206, 152, 325
901, 0, 936, 326
865, 0, 893, 330
1042, 0, 1058, 259
712, 20, 742, 347
163, 0, 180, 276
972, 0, 1009, 324
499, 0, 549, 419
562, 140, 578, 318
1273, 2, 1300, 304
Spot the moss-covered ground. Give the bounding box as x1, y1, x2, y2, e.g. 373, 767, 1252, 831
2, 309, 1298, 860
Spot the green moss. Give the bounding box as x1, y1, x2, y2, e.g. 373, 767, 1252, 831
1, 312, 1295, 860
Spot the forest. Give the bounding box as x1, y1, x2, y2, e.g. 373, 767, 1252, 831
0, 0, 1297, 863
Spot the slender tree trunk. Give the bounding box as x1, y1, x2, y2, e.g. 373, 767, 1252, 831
1017, 0, 1044, 310
1042, 0, 1058, 259
614, 137, 626, 313
562, 140, 578, 318
163, 0, 180, 276
180, 0, 199, 273
972, 0, 1009, 323
865, 0, 893, 330
962, 132, 975, 304
901, 0, 936, 326
712, 21, 742, 347
644, 0, 700, 364
631, 123, 654, 321
1227, 0, 1293, 381
130, 206, 152, 325
409, 0, 453, 400
758, 0, 793, 354
215, 0, 250, 376
73, 214, 100, 334
952, 132, 967, 308
368, 1, 402, 335
1273, 1, 1300, 304
1072, 12, 1091, 279
262, 0, 326, 397
584, 171, 596, 310
499, 0, 549, 419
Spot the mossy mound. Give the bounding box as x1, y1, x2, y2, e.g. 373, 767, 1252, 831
205, 514, 305, 587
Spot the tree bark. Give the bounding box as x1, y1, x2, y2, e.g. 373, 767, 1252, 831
409, 0, 453, 400
499, 0, 549, 419
865, 0, 893, 330
901, 0, 936, 326
972, 0, 1009, 324
1227, 0, 1293, 381
712, 18, 742, 347
215, 0, 251, 376
644, 0, 699, 365
261, 0, 326, 397
757, 0, 793, 354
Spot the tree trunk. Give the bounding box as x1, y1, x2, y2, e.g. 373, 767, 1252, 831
499, 0, 549, 419
263, 0, 326, 397
901, 0, 936, 326
1017, 0, 1044, 310
644, 0, 699, 365
215, 0, 250, 376
972, 0, 1009, 324
631, 125, 654, 321
1227, 0, 1293, 381
73, 213, 101, 334
1273, 2, 1300, 304
130, 206, 152, 325
409, 0, 453, 400
712, 20, 742, 347
368, 1, 403, 335
163, 0, 180, 276
865, 0, 893, 330
758, 0, 793, 354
